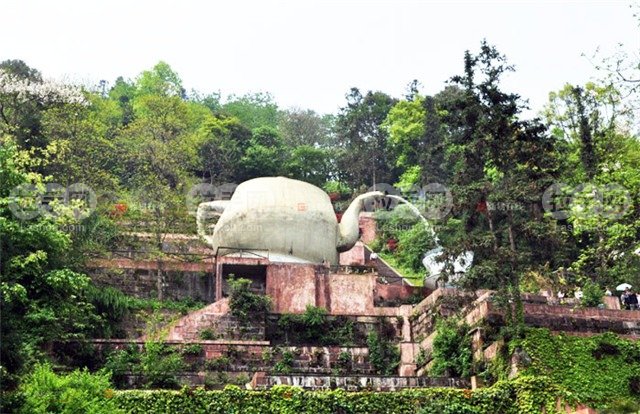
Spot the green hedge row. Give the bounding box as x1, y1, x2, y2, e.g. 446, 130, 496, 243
112, 376, 570, 414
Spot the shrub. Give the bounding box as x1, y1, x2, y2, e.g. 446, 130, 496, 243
19, 364, 123, 414
430, 318, 472, 378
228, 277, 271, 323
337, 351, 352, 373
181, 344, 204, 356
273, 350, 294, 374
205, 356, 231, 371
112, 377, 570, 413
139, 342, 185, 389
104, 344, 141, 389
367, 329, 400, 375
199, 329, 218, 340
581, 281, 603, 308
395, 223, 436, 273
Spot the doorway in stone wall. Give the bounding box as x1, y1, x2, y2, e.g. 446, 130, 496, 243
220, 264, 267, 297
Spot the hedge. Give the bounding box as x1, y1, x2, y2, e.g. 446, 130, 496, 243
112, 376, 571, 414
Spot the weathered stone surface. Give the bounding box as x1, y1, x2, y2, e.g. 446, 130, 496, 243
255, 374, 469, 390
197, 177, 383, 264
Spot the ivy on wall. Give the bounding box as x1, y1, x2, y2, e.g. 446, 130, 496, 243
509, 328, 640, 409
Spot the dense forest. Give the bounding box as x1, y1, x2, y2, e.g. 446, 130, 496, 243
1, 29, 639, 411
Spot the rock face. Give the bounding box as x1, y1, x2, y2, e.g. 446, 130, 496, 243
198, 177, 381, 265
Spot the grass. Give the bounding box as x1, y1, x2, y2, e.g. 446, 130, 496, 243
378, 252, 425, 286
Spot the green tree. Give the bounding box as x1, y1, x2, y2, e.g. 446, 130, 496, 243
438, 42, 562, 330
278, 108, 335, 147
285, 145, 333, 187
546, 82, 640, 288
198, 115, 252, 183
335, 88, 398, 188
222, 92, 279, 130
135, 61, 184, 98
0, 140, 102, 389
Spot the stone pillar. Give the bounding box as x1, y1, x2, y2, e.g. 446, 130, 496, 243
215, 261, 223, 300
470, 375, 484, 390
470, 327, 485, 362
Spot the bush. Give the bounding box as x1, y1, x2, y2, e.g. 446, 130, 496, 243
228, 277, 271, 323
104, 342, 185, 389
19, 364, 123, 414
430, 318, 472, 378
104, 344, 141, 388
367, 328, 400, 376
581, 281, 603, 308
275, 306, 363, 345
395, 223, 436, 273
199, 329, 218, 340
181, 344, 204, 356
337, 351, 352, 373
139, 342, 185, 389
205, 356, 230, 371
273, 350, 294, 374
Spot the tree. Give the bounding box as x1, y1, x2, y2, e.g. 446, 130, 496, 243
0, 60, 85, 149
39, 93, 121, 191
285, 145, 333, 187
237, 126, 288, 179
198, 115, 252, 183
135, 61, 184, 98
545, 83, 623, 181
438, 42, 562, 331
222, 92, 279, 130
383, 93, 450, 189
0, 140, 102, 389
335, 88, 398, 188
547, 82, 640, 288
278, 108, 335, 147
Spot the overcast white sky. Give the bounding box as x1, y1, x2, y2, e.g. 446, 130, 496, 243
2, 0, 638, 115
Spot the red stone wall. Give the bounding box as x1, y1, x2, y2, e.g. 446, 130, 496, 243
266, 263, 322, 313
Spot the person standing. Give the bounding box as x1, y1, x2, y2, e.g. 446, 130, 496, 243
628, 290, 639, 310
622, 288, 631, 310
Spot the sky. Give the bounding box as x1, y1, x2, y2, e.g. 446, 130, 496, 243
2, 0, 638, 116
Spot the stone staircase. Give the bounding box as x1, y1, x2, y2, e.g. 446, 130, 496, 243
362, 244, 413, 285
165, 298, 231, 341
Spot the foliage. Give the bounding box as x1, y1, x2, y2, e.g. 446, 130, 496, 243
337, 351, 353, 373
227, 277, 271, 323
580, 281, 603, 307
199, 329, 218, 340
104, 342, 185, 389
139, 342, 185, 389
430, 318, 472, 378
0, 141, 104, 388
274, 306, 363, 345
112, 377, 570, 414
432, 41, 564, 331
395, 223, 436, 273
510, 328, 640, 408
334, 88, 398, 188
205, 356, 230, 371
367, 325, 400, 375
17, 364, 123, 414
181, 344, 204, 356
273, 350, 294, 374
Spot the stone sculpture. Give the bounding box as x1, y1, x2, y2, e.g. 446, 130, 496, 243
197, 177, 382, 264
